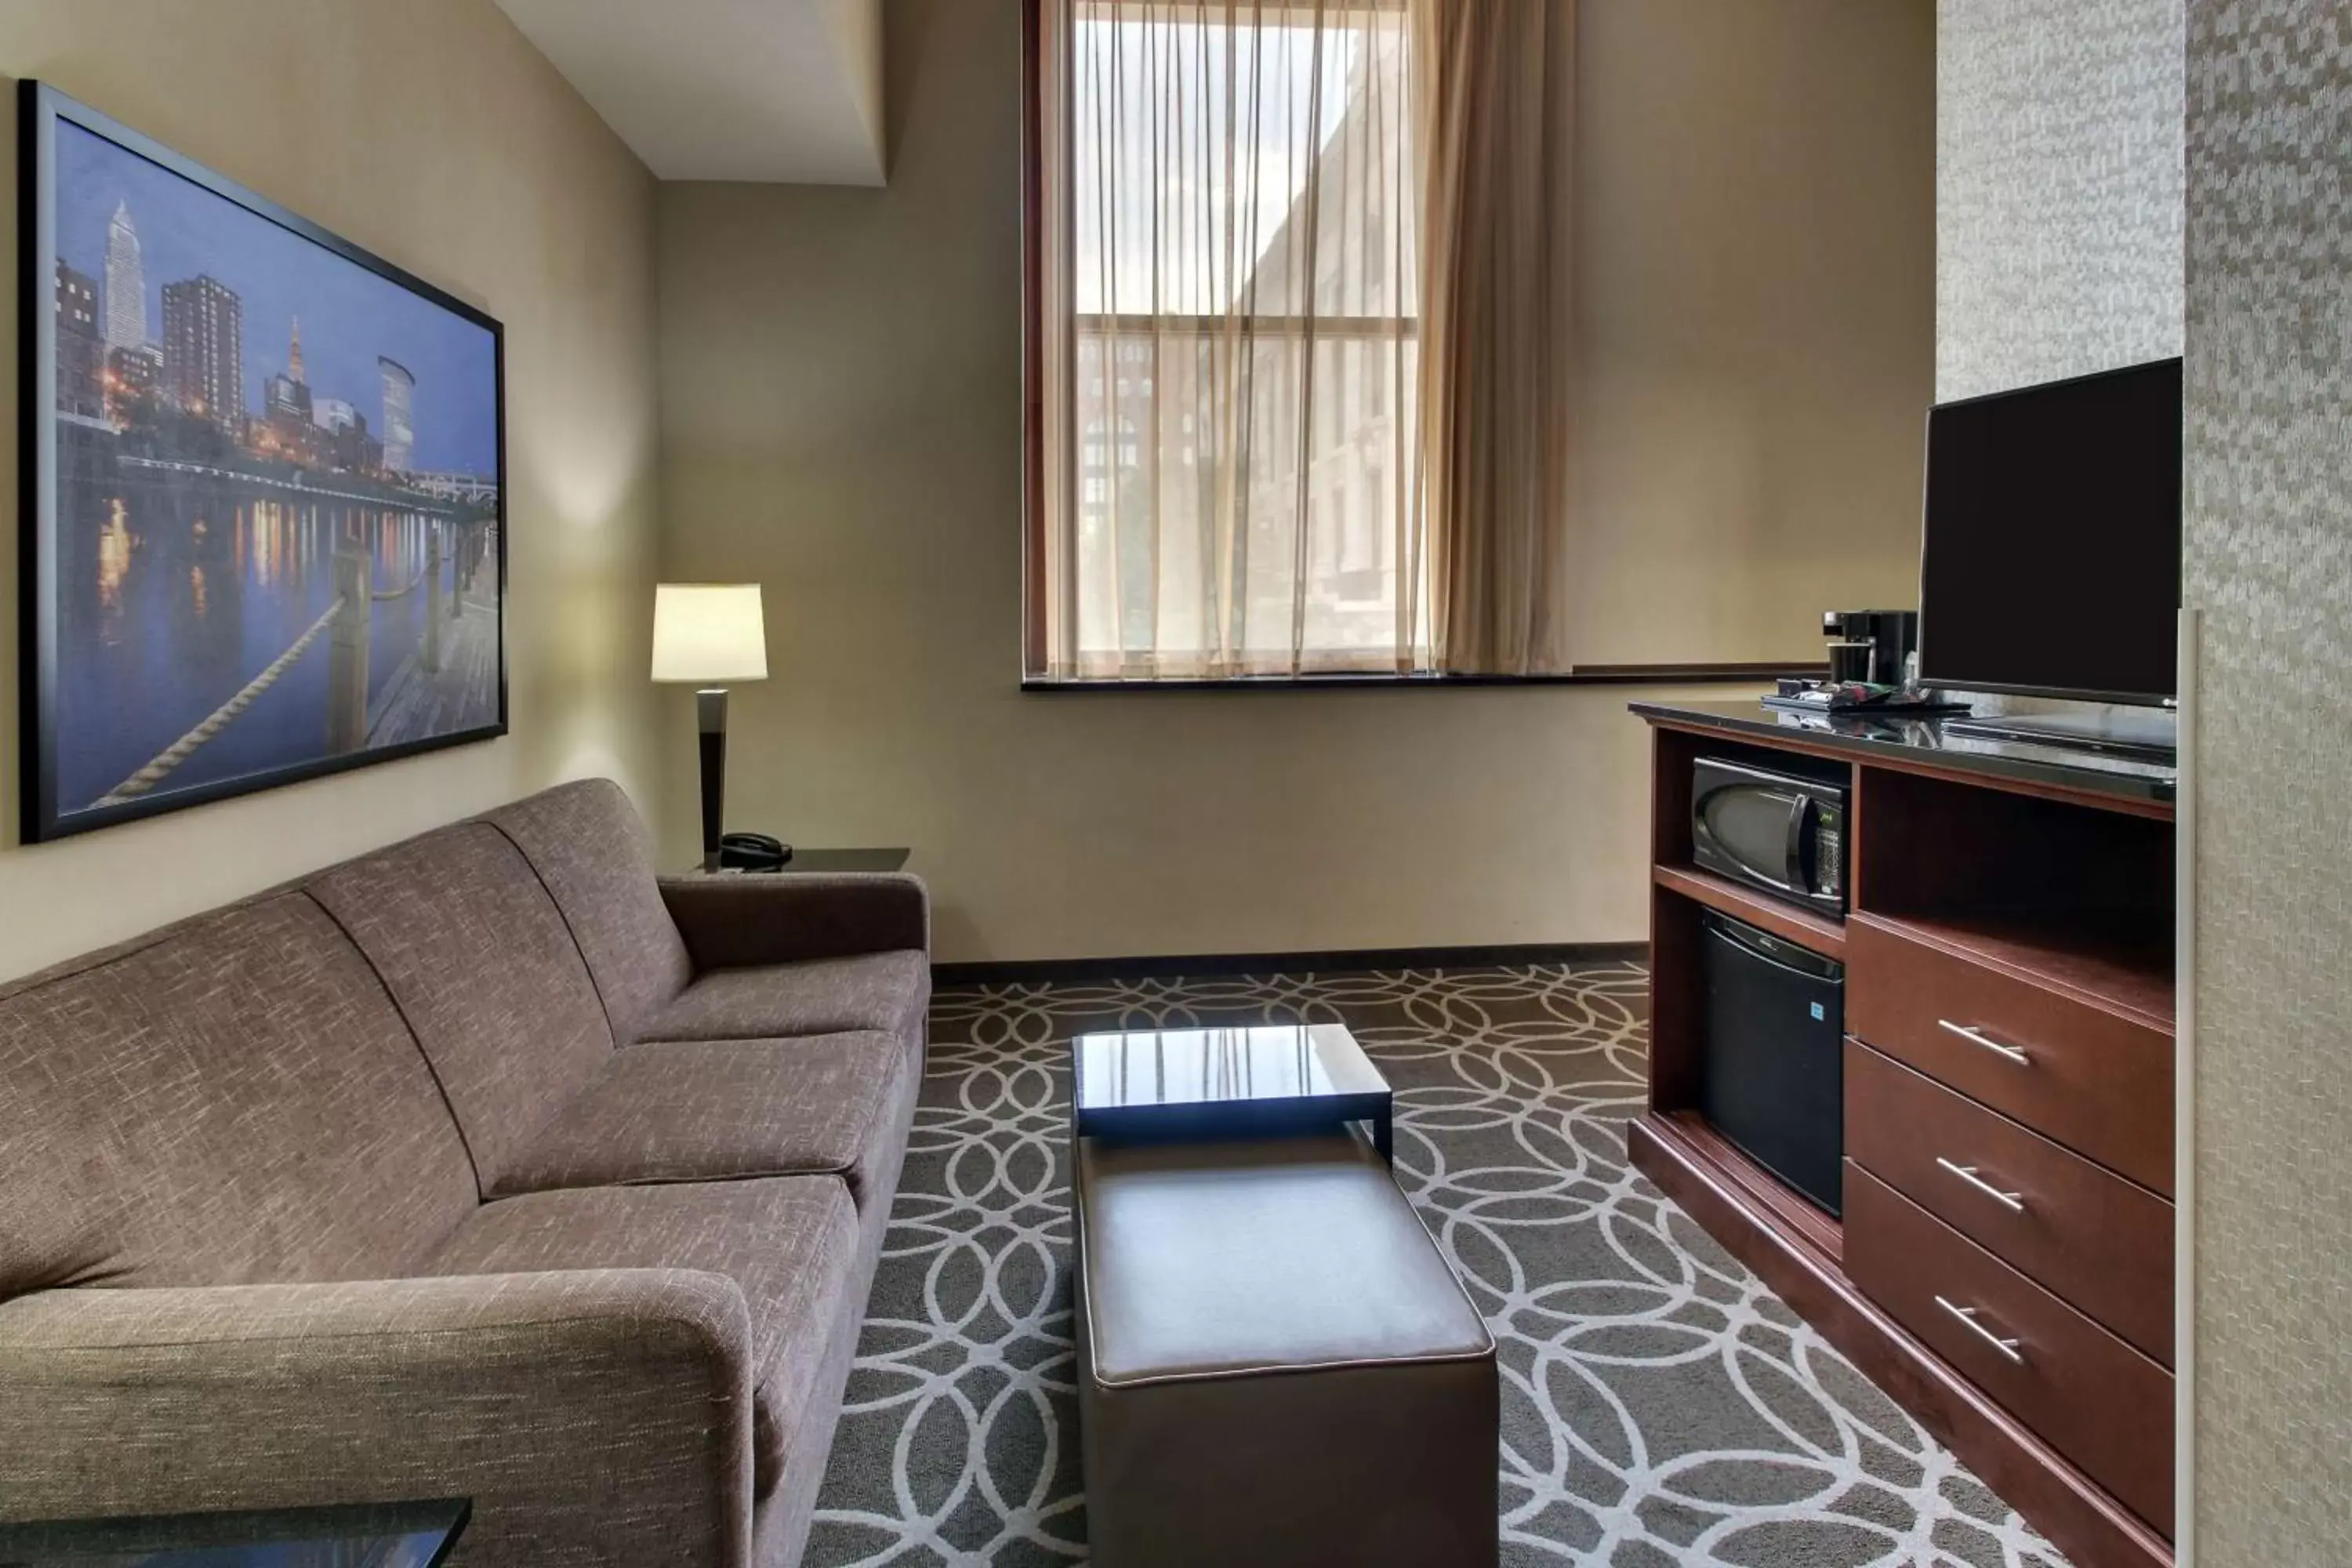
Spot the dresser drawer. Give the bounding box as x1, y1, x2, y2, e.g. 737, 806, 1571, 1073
1846, 1039, 2173, 1365
1845, 1164, 2172, 1535
1846, 914, 2172, 1194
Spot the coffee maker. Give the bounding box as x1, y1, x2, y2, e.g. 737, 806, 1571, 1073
1763, 608, 1967, 716
1820, 609, 1918, 689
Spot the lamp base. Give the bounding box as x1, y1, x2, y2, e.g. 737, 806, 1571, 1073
697, 688, 728, 872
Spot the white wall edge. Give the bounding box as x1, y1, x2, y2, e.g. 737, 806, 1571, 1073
2174, 603, 2198, 1563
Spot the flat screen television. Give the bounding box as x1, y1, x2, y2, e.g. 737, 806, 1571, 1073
1917, 358, 2183, 706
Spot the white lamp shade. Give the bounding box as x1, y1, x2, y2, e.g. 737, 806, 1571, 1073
652, 583, 768, 684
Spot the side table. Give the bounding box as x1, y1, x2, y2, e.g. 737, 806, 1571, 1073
681, 848, 911, 876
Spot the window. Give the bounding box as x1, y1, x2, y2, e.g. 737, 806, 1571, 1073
1027, 0, 1425, 681
1354, 466, 1385, 575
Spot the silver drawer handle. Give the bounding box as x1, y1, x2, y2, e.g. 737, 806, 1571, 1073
1938, 1019, 2029, 1064
1936, 1157, 2027, 1213
1935, 1295, 2025, 1364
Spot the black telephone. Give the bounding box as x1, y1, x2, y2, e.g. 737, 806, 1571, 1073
719, 832, 793, 872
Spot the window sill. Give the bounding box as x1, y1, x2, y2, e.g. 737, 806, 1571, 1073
1019, 662, 1828, 693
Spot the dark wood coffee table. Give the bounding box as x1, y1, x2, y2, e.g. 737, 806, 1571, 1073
1072, 1022, 1395, 1163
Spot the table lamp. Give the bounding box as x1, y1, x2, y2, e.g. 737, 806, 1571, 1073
652, 583, 768, 871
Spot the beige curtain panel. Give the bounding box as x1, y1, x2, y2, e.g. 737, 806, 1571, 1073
1418, 0, 1578, 676
1033, 0, 1577, 681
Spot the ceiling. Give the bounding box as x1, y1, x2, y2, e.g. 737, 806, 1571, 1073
493, 0, 886, 185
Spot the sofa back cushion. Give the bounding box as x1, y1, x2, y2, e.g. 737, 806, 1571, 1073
0, 893, 477, 1298
310, 822, 617, 1192
482, 779, 691, 1040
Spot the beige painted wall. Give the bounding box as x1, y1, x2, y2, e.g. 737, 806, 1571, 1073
655, 0, 1933, 964
0, 0, 663, 983
1570, 0, 1937, 664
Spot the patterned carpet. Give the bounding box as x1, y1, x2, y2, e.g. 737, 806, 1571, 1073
801, 964, 2067, 1567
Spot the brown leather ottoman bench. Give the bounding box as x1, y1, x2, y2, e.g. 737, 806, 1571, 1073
1073, 1131, 1500, 1566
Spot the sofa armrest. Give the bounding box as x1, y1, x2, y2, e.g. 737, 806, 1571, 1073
658, 873, 931, 970
0, 1269, 757, 1566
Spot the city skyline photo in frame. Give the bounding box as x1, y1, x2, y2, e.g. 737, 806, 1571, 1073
20, 82, 506, 842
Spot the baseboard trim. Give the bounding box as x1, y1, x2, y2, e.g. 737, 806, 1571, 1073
933, 941, 1650, 987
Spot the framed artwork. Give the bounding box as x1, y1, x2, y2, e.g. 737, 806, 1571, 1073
20, 82, 506, 842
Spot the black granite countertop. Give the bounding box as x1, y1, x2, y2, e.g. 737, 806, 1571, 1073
1630, 698, 2177, 806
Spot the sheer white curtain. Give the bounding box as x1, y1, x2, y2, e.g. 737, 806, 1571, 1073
1034, 0, 1427, 679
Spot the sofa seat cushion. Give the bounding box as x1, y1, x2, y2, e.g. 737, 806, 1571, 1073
492, 1033, 914, 1216
636, 950, 929, 1045
422, 1178, 861, 1501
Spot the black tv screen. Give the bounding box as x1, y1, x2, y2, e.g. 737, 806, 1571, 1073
1918, 358, 2183, 705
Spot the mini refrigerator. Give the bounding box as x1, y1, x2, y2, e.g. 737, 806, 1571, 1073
1697, 909, 1845, 1215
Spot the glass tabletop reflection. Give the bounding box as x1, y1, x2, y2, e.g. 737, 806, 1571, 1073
1073, 1023, 1389, 1111
0, 1500, 469, 1568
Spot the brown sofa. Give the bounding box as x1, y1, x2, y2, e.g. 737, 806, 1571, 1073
0, 779, 929, 1568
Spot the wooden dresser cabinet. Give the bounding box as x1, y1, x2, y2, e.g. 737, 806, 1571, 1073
1630, 700, 2176, 1568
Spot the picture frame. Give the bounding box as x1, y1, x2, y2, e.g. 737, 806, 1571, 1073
19, 82, 507, 843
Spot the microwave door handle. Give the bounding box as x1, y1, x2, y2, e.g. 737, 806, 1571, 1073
1783, 793, 1812, 893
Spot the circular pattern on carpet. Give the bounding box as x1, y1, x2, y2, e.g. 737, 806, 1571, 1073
803, 964, 2068, 1567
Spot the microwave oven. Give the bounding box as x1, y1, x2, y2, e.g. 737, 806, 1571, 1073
1691, 757, 1847, 916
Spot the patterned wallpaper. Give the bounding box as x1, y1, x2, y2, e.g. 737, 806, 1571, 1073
1944, 0, 2352, 1552
1936, 0, 2186, 401
2184, 2, 2352, 1559
1933, 0, 2183, 725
